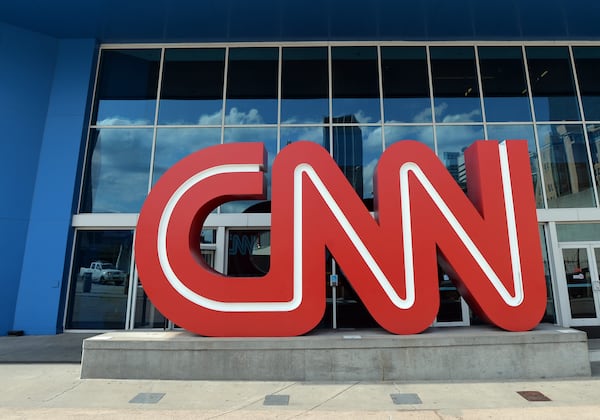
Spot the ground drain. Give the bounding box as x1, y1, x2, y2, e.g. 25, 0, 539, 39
263, 394, 290, 406
390, 393, 422, 405
517, 391, 551, 402
129, 392, 166, 404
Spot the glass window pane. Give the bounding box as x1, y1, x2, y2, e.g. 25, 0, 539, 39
435, 125, 485, 192
562, 248, 596, 318
80, 128, 153, 213
158, 48, 225, 125
478, 46, 532, 122
573, 47, 600, 121
323, 122, 382, 200
537, 124, 595, 208
93, 49, 160, 126
430, 47, 482, 123
227, 230, 271, 276
281, 47, 329, 124
332, 47, 381, 123
221, 127, 277, 213
65, 230, 132, 329
381, 47, 431, 123
280, 126, 326, 148
487, 124, 544, 208
557, 223, 600, 242
526, 47, 580, 121
539, 225, 555, 323
585, 124, 600, 201
152, 128, 221, 185
226, 48, 278, 125
384, 125, 435, 152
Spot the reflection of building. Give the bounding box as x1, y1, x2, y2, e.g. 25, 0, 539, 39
443, 149, 467, 190
586, 125, 600, 190
540, 125, 592, 205
324, 115, 364, 197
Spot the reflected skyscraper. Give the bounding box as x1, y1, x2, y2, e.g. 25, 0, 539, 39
324, 115, 364, 197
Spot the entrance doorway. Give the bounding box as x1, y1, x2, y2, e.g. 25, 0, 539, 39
559, 244, 600, 324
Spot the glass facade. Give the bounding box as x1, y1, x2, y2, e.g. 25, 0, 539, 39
71, 42, 600, 331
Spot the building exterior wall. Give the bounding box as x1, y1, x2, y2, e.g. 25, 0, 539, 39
3, 1, 600, 335
0, 23, 58, 335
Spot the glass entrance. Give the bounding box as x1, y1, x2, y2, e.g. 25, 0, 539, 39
560, 244, 600, 323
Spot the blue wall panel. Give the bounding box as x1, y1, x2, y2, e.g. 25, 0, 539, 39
0, 23, 57, 335
12, 38, 96, 335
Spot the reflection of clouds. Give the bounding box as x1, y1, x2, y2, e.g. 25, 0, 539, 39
97, 116, 152, 126
436, 125, 484, 152
363, 158, 377, 198
384, 126, 434, 146
435, 102, 482, 123
197, 110, 222, 125
354, 110, 374, 124
91, 128, 152, 213
225, 107, 265, 125
153, 128, 221, 182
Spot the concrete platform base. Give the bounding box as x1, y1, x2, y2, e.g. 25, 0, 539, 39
81, 324, 591, 381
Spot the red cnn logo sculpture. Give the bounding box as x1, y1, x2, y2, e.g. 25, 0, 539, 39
135, 140, 546, 336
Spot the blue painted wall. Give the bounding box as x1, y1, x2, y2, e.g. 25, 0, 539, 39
12, 39, 97, 335
0, 24, 58, 335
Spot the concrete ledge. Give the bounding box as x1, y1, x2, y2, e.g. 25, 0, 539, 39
81, 324, 591, 381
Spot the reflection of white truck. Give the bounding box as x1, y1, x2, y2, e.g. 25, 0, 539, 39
80, 261, 126, 285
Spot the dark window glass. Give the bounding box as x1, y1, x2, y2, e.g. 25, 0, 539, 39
80, 128, 153, 213
92, 49, 160, 125
281, 47, 329, 124
65, 230, 132, 329
561, 247, 596, 318
539, 225, 556, 324
526, 47, 580, 121
381, 47, 431, 123
159, 48, 225, 125
478, 46, 532, 122
573, 47, 600, 121
486, 124, 544, 208
331, 47, 381, 123
152, 128, 221, 185
226, 48, 278, 125
227, 230, 270, 276
435, 125, 485, 192
537, 124, 595, 208
430, 47, 482, 123
221, 127, 277, 213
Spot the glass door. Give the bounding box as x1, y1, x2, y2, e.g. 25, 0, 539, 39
559, 244, 600, 324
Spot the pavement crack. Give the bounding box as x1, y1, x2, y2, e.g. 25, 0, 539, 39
205, 382, 298, 419
42, 380, 82, 402
289, 381, 359, 418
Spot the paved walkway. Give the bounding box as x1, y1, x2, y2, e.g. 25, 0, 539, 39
0, 333, 599, 418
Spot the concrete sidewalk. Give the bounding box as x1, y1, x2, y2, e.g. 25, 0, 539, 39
0, 333, 599, 419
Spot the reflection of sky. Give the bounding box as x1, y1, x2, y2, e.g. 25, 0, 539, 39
484, 97, 532, 122
226, 99, 277, 124
332, 99, 380, 123
158, 100, 222, 125
281, 99, 328, 124
385, 126, 434, 150
384, 98, 432, 123
153, 127, 221, 184
436, 125, 484, 156
89, 128, 153, 213
95, 100, 156, 125
221, 126, 277, 213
